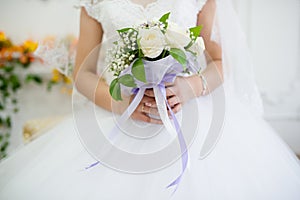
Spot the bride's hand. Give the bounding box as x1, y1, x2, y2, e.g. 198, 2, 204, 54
145, 76, 201, 114
130, 95, 163, 124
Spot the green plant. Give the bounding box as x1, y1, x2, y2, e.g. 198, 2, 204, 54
0, 31, 43, 159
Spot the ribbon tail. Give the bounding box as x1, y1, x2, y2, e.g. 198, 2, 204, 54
85, 161, 100, 170
153, 87, 177, 138
155, 86, 189, 194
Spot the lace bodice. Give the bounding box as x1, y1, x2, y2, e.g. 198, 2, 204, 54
78, 0, 207, 37
77, 0, 207, 83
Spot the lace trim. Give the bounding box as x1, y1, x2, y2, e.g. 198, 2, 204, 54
75, 0, 104, 23
124, 0, 160, 11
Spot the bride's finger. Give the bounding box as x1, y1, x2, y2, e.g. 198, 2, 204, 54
165, 87, 176, 98
170, 103, 182, 114
140, 95, 155, 104
140, 104, 160, 116
145, 87, 176, 99
144, 89, 155, 97
140, 96, 157, 108
167, 95, 181, 107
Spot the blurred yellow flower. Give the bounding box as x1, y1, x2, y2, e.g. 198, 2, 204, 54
49, 68, 73, 94
0, 32, 6, 41
51, 69, 61, 83
63, 76, 72, 84
23, 40, 38, 53
51, 68, 73, 84
60, 87, 73, 95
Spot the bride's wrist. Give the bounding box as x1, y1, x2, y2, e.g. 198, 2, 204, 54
187, 75, 204, 98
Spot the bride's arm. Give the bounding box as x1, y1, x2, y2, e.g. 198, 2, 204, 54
144, 0, 223, 112
197, 0, 223, 88
73, 8, 161, 124
73, 8, 113, 111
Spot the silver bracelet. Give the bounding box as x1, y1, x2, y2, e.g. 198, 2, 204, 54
199, 73, 208, 96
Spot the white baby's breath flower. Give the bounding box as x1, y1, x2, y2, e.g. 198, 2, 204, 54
139, 27, 166, 58
165, 22, 191, 49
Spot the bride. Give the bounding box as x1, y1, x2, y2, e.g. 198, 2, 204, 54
1, 0, 300, 199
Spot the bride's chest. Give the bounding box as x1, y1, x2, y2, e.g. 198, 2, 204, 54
96, 0, 200, 35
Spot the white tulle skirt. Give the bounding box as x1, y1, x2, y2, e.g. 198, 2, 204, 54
0, 88, 300, 200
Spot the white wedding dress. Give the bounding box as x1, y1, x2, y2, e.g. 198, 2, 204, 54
1, 0, 300, 199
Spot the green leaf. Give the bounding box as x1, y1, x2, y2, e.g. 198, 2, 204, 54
47, 80, 57, 91
159, 12, 171, 29
4, 91, 10, 98
170, 48, 187, 69
0, 141, 9, 152
109, 78, 122, 101
131, 58, 146, 83
117, 28, 133, 33
109, 78, 118, 97
11, 98, 17, 104
6, 117, 11, 128
189, 25, 203, 40
25, 74, 43, 84
9, 74, 21, 92
3, 66, 14, 73
117, 28, 137, 40
118, 74, 137, 87
185, 25, 203, 49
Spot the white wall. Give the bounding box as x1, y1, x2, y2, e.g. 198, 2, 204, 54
0, 0, 299, 154
234, 0, 300, 117
0, 0, 79, 43
233, 0, 300, 154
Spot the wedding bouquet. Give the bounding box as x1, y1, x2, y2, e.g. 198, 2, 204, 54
105, 13, 205, 192
106, 12, 205, 101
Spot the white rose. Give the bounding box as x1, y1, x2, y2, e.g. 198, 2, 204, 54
139, 27, 166, 58
189, 36, 205, 56
165, 22, 191, 49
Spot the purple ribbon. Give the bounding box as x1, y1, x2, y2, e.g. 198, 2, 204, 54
129, 75, 189, 194
86, 57, 190, 195
157, 83, 189, 194
85, 161, 100, 170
